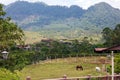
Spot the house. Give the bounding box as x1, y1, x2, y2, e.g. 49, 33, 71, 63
94, 44, 120, 53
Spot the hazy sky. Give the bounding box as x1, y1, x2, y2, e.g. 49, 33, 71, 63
0, 0, 120, 9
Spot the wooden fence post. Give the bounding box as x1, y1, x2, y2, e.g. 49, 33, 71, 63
106, 74, 110, 80
26, 76, 31, 80
117, 75, 120, 80
87, 75, 91, 80
62, 74, 67, 80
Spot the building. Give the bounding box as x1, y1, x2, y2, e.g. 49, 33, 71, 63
94, 44, 120, 53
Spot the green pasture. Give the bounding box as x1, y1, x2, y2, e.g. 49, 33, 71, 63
24, 31, 43, 44
20, 57, 109, 80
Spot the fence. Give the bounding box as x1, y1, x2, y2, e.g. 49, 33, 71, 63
43, 74, 120, 80
37, 54, 110, 64
36, 54, 108, 61
26, 54, 113, 80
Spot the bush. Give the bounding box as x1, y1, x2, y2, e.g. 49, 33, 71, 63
0, 68, 20, 80
114, 54, 120, 74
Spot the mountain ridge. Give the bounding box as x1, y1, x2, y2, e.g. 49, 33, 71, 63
4, 1, 120, 41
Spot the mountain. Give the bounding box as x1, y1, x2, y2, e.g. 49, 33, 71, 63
81, 2, 120, 29
4, 1, 120, 41
5, 1, 85, 21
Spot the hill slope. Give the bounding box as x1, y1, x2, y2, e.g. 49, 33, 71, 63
4, 1, 120, 41
81, 2, 120, 29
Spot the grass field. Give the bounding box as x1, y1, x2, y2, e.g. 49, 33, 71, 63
24, 31, 44, 44
23, 30, 102, 44
20, 56, 110, 80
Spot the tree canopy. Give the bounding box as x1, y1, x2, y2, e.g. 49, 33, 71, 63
0, 4, 24, 50
102, 24, 120, 46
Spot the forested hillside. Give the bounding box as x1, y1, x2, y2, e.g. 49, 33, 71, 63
4, 1, 120, 41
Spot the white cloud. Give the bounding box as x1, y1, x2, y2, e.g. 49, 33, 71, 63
0, 0, 16, 5
0, 0, 120, 9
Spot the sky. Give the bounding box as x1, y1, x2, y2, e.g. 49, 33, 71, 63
0, 0, 120, 9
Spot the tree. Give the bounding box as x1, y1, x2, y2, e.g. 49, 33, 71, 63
102, 24, 120, 46
102, 27, 113, 46
113, 24, 120, 45
71, 39, 80, 54
0, 4, 24, 50
79, 37, 93, 54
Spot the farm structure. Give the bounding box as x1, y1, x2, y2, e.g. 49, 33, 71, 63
94, 44, 120, 53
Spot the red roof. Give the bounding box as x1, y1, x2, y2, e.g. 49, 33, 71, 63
95, 44, 120, 52
105, 45, 120, 51
94, 48, 107, 52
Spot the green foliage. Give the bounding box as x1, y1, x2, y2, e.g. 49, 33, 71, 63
113, 24, 120, 44
34, 39, 95, 56
0, 50, 35, 71
102, 24, 120, 46
106, 54, 120, 74
0, 4, 24, 49
0, 68, 20, 80
114, 54, 120, 74
0, 4, 6, 16
79, 37, 94, 53
102, 27, 113, 46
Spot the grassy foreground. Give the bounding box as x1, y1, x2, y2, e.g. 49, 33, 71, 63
20, 57, 109, 80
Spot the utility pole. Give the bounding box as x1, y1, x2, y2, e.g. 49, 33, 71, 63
111, 51, 114, 80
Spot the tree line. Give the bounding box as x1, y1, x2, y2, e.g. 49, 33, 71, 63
102, 24, 120, 46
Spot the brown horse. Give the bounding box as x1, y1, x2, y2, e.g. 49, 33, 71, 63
76, 65, 83, 70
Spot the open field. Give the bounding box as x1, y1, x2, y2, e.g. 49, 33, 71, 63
20, 56, 110, 80
24, 30, 102, 44
24, 31, 44, 44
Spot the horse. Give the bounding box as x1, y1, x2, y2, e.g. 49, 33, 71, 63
76, 65, 83, 70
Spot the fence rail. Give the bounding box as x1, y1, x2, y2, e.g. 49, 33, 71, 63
43, 75, 120, 80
